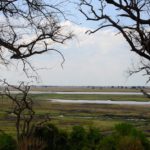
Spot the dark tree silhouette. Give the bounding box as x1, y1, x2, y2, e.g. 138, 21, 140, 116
0, 80, 34, 140
79, 0, 150, 80
0, 0, 72, 73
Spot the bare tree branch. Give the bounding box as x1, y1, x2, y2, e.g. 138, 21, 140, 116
79, 0, 150, 81
0, 0, 73, 76
0, 80, 34, 141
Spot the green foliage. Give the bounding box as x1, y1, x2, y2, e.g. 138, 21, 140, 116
114, 123, 135, 136
34, 124, 59, 150
55, 130, 69, 150
99, 123, 150, 150
114, 123, 150, 150
99, 135, 116, 150
69, 126, 102, 150
2, 123, 148, 150
69, 126, 87, 150
86, 127, 101, 150
117, 136, 144, 150
33, 124, 69, 150
0, 131, 17, 150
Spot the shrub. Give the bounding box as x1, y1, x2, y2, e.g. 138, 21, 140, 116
115, 123, 134, 136
99, 135, 116, 150
114, 123, 150, 150
55, 130, 69, 150
86, 127, 101, 150
33, 124, 59, 150
29, 123, 150, 150
33, 124, 69, 150
0, 132, 17, 150
18, 137, 46, 150
99, 123, 150, 150
117, 136, 144, 150
69, 126, 87, 150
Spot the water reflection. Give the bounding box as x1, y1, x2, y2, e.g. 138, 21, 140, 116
50, 99, 150, 105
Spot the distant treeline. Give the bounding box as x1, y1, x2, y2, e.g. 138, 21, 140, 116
30, 85, 149, 89
0, 85, 149, 91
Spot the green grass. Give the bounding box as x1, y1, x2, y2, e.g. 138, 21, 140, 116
31, 93, 150, 101
49, 117, 120, 132
30, 86, 150, 92
0, 93, 150, 138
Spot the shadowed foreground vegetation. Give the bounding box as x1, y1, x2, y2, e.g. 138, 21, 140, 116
0, 123, 150, 150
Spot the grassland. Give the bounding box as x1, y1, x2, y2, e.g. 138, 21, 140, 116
31, 93, 150, 101
0, 91, 150, 138
30, 86, 150, 92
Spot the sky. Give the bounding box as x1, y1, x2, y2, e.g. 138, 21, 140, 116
0, 1, 149, 86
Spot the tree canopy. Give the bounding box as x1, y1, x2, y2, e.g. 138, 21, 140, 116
0, 0, 72, 70
79, 0, 150, 80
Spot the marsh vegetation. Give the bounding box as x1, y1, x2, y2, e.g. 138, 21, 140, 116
0, 87, 150, 149
0, 90, 150, 135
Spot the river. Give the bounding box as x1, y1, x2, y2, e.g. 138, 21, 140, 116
49, 99, 150, 105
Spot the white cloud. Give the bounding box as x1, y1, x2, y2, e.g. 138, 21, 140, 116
1, 21, 149, 86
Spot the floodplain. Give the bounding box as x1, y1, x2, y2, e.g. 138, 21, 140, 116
0, 86, 150, 139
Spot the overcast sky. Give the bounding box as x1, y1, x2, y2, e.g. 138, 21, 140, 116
1, 21, 148, 86
1, 2, 149, 86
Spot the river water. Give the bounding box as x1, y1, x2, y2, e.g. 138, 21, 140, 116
49, 92, 144, 95
49, 99, 150, 105
4, 91, 150, 105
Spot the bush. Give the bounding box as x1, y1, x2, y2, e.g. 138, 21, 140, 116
29, 123, 150, 150
55, 130, 69, 150
117, 136, 144, 150
114, 123, 150, 150
18, 137, 46, 150
33, 124, 59, 150
0, 132, 17, 150
99, 135, 116, 150
69, 126, 87, 150
99, 123, 150, 150
115, 123, 134, 136
86, 127, 101, 150
33, 124, 70, 150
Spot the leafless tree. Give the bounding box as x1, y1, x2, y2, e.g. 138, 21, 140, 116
0, 80, 53, 149
79, 0, 150, 79
0, 80, 34, 141
0, 0, 73, 75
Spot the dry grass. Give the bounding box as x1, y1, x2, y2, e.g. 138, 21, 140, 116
18, 137, 46, 150
0, 94, 150, 137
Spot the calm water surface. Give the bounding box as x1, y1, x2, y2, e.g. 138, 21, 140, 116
50, 99, 150, 105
